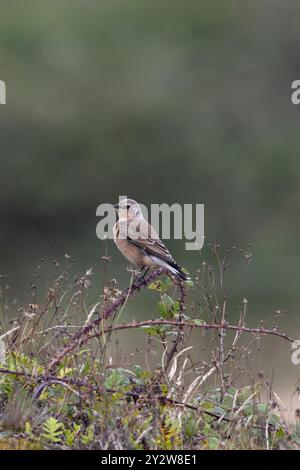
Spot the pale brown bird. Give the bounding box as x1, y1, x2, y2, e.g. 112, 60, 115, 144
113, 198, 188, 283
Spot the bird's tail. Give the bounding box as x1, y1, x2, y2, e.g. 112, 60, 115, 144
151, 256, 190, 282
166, 260, 189, 282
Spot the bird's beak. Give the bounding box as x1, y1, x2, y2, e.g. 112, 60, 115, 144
114, 203, 119, 210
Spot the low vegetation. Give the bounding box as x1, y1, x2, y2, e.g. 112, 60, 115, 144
0, 244, 298, 450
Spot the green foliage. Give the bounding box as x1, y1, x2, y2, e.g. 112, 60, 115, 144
0, 348, 298, 450
64, 424, 81, 447
104, 368, 133, 389
0, 251, 298, 450
159, 294, 180, 319
148, 281, 169, 293
80, 426, 94, 446
157, 414, 182, 450
41, 417, 64, 443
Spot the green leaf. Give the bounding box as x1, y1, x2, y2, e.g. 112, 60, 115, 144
257, 404, 268, 415
41, 417, 64, 443
208, 436, 219, 450
243, 404, 254, 416
159, 294, 179, 319
185, 418, 198, 437
81, 425, 94, 445
140, 326, 161, 336
104, 369, 129, 389
141, 325, 172, 336
193, 319, 204, 325
148, 281, 168, 292
25, 421, 32, 435
132, 364, 143, 377
269, 413, 280, 427
275, 427, 285, 439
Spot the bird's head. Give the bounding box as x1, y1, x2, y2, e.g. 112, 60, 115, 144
114, 198, 142, 221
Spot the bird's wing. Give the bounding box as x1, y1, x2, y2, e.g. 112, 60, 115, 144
124, 218, 175, 264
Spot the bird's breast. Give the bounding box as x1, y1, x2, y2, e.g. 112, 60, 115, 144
115, 237, 145, 268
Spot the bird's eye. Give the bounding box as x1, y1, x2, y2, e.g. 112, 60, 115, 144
126, 204, 130, 210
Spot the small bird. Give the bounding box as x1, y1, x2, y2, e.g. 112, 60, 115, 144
113, 198, 188, 283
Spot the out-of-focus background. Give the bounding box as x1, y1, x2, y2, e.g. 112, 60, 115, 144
0, 0, 299, 407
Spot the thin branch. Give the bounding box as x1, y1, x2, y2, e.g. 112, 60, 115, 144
84, 319, 294, 343
47, 268, 166, 371
48, 315, 293, 373
0, 367, 278, 432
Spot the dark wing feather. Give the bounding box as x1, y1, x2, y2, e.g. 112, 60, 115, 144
125, 219, 176, 265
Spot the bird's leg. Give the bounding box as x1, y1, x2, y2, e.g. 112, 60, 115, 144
131, 270, 142, 288
139, 267, 150, 285
132, 267, 149, 288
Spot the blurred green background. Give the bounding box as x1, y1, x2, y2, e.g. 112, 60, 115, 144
0, 0, 299, 404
